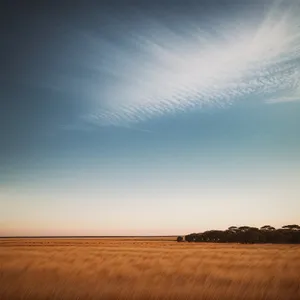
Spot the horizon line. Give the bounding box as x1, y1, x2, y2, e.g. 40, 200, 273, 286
0, 235, 179, 239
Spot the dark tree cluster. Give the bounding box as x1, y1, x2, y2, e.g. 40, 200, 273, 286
184, 225, 300, 244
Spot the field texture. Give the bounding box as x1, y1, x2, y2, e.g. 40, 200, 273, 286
0, 238, 300, 300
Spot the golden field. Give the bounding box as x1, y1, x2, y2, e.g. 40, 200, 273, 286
0, 238, 300, 300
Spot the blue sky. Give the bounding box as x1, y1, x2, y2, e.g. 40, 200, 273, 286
1, 0, 300, 236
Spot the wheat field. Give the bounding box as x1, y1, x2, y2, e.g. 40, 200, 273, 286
0, 238, 299, 300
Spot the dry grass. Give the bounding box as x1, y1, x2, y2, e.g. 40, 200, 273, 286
0, 238, 299, 300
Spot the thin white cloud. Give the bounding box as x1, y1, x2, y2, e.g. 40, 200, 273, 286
266, 96, 300, 104
83, 1, 300, 126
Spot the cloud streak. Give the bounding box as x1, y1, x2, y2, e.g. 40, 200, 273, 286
81, 1, 300, 126
266, 95, 300, 104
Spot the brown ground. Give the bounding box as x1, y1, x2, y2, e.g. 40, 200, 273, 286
0, 238, 299, 300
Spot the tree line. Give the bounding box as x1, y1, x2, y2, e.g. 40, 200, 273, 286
178, 224, 300, 244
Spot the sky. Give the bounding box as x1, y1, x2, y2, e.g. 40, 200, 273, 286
1, 0, 300, 236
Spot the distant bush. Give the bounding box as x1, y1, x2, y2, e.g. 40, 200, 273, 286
184, 225, 300, 244
176, 236, 183, 242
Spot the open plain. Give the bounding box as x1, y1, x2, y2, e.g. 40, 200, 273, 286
0, 238, 299, 300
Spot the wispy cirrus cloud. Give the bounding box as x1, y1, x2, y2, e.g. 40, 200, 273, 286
266, 95, 300, 104
79, 1, 300, 126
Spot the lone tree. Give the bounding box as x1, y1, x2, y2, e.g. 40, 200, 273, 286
177, 236, 183, 242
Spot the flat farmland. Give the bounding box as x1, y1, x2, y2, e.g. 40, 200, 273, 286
0, 238, 299, 300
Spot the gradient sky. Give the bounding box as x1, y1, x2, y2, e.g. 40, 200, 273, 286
1, 0, 300, 236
